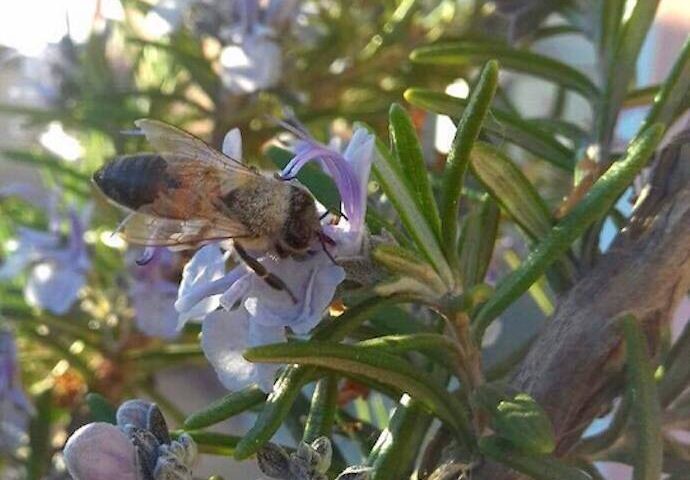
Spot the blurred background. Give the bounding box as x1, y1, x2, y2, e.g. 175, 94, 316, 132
0, 1, 688, 478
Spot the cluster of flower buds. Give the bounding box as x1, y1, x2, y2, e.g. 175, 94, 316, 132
64, 399, 196, 480
257, 436, 371, 480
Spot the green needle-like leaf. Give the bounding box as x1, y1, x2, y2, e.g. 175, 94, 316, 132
367, 131, 454, 286
373, 244, 448, 295
459, 195, 500, 289
597, 0, 626, 62
389, 103, 442, 239
181, 430, 242, 456
472, 124, 664, 342
303, 375, 339, 444
479, 436, 591, 480
245, 341, 473, 444
184, 385, 267, 430
470, 142, 552, 240
640, 36, 690, 133
357, 333, 460, 372
404, 88, 574, 170
234, 296, 410, 460
621, 315, 663, 480
440, 60, 499, 264
411, 41, 598, 99
368, 396, 432, 480
596, 0, 661, 149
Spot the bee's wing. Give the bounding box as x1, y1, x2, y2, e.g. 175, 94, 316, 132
120, 212, 249, 248
135, 119, 259, 187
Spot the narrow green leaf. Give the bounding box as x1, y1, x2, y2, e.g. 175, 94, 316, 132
184, 385, 267, 430
502, 249, 555, 317
472, 124, 664, 342
303, 375, 339, 444
357, 333, 456, 354
440, 60, 499, 263
368, 396, 432, 480
597, 0, 661, 149
367, 131, 454, 286
358, 333, 460, 371
411, 41, 598, 99
389, 103, 442, 238
597, 0, 626, 61
658, 318, 690, 407
28, 390, 53, 480
470, 142, 552, 240
640, 37, 690, 133
404, 88, 574, 170
479, 436, 591, 480
621, 315, 663, 480
459, 196, 500, 289
244, 342, 472, 444
372, 244, 448, 295
181, 430, 242, 456
234, 296, 409, 460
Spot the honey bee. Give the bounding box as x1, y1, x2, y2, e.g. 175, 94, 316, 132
93, 119, 331, 302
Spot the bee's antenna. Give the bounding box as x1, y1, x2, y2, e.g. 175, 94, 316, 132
317, 231, 338, 265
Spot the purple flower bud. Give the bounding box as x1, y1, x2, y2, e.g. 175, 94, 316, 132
63, 423, 140, 480
64, 400, 196, 480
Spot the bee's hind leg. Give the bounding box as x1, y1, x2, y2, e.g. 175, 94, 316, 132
234, 243, 298, 304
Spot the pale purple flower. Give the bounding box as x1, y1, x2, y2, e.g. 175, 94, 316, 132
281, 127, 375, 256
220, 34, 283, 94
129, 248, 181, 340
219, 0, 301, 94
64, 399, 196, 480
0, 189, 90, 315
175, 125, 374, 392
0, 329, 33, 452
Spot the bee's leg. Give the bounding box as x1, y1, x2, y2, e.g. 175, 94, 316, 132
234, 243, 298, 304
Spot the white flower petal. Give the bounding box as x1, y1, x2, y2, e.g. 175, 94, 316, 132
63, 423, 140, 480
222, 128, 243, 160
201, 309, 280, 392
246, 254, 344, 333
132, 281, 180, 340
175, 245, 231, 326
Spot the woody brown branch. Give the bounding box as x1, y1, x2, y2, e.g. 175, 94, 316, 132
469, 134, 690, 479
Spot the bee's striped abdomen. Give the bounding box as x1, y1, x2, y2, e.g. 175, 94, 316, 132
93, 154, 180, 211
